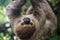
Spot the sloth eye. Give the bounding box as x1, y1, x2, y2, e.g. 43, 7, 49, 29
21, 23, 24, 25
30, 23, 33, 25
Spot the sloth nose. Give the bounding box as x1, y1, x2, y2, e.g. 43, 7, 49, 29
23, 18, 30, 24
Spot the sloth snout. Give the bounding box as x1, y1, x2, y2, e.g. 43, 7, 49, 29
23, 17, 30, 24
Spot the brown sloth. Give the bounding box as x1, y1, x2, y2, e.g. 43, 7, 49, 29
5, 0, 57, 40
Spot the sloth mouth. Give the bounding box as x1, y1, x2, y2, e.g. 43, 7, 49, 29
16, 26, 35, 39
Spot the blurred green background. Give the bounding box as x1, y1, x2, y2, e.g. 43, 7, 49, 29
0, 0, 60, 40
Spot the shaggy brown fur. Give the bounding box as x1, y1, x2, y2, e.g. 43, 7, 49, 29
5, 0, 57, 40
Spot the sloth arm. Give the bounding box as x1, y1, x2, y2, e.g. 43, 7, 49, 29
5, 0, 26, 20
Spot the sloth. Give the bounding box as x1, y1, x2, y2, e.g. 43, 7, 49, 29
5, 0, 57, 40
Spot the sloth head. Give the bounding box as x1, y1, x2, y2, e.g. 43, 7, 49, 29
13, 14, 39, 39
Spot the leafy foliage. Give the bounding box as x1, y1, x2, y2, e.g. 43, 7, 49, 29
0, 0, 12, 6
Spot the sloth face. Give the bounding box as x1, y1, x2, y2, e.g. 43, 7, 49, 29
13, 14, 39, 39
